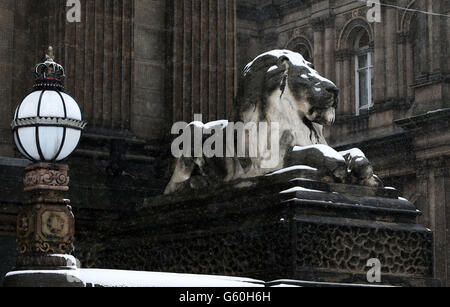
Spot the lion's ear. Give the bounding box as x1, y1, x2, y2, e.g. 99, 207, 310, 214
277, 56, 290, 72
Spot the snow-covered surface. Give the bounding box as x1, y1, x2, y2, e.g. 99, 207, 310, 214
269, 279, 394, 288
7, 269, 265, 288
6, 270, 78, 278
243, 50, 336, 86
280, 187, 325, 194
427, 108, 450, 114
80, 269, 264, 288
339, 148, 366, 159
398, 197, 408, 202
384, 187, 396, 191
266, 165, 318, 176
293, 144, 346, 162
267, 65, 278, 72
188, 120, 229, 130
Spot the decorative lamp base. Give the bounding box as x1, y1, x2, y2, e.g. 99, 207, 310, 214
15, 163, 76, 270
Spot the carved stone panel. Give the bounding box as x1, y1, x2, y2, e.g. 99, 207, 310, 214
23, 163, 69, 192
17, 204, 75, 255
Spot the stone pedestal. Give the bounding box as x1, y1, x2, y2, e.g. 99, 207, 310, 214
99, 170, 439, 287
3, 163, 82, 287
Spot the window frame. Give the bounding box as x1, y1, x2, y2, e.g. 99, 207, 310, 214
354, 33, 373, 116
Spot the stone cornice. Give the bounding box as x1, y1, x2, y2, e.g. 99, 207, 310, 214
311, 17, 325, 31
411, 72, 450, 89
323, 16, 335, 28
335, 49, 354, 60
395, 108, 450, 131
416, 156, 450, 178
371, 98, 413, 113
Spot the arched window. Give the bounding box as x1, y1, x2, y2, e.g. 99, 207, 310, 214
293, 44, 312, 63
354, 31, 373, 114
286, 37, 313, 63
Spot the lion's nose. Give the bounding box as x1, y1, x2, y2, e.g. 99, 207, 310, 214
325, 85, 339, 97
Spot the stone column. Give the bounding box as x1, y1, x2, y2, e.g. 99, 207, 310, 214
373, 11, 386, 103
385, 5, 398, 99
446, 3, 450, 74
0, 1, 15, 155
428, 0, 442, 72
415, 164, 431, 228
342, 51, 352, 115
172, 0, 237, 123
397, 33, 406, 99
335, 53, 344, 116
417, 158, 450, 286
312, 19, 325, 75
433, 162, 449, 286
405, 35, 414, 99
324, 19, 335, 80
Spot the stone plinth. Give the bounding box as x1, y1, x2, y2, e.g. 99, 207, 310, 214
99, 171, 439, 287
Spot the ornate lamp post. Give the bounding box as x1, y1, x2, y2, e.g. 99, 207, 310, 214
7, 47, 85, 281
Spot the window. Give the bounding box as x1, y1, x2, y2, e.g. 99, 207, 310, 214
295, 44, 312, 63
354, 32, 373, 115
288, 42, 312, 63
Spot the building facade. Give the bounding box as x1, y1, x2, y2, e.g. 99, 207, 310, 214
0, 0, 449, 285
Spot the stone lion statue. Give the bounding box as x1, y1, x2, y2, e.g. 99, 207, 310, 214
165, 50, 381, 194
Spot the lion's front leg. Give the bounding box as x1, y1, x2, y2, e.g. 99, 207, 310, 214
284, 145, 348, 183
283, 145, 383, 187
164, 157, 196, 195
339, 148, 383, 187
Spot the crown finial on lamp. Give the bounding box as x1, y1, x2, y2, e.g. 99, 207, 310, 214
33, 46, 65, 91
45, 46, 55, 62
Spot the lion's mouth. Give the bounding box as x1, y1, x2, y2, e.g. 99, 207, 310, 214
306, 106, 336, 126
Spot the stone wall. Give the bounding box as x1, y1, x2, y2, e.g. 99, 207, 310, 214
169, 0, 237, 123
0, 0, 30, 157
0, 0, 170, 147
133, 0, 169, 140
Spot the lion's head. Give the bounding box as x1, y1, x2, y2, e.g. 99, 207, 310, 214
234, 50, 339, 128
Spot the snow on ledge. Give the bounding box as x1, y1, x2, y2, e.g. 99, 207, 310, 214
293, 144, 345, 162
266, 165, 318, 176
80, 269, 264, 288
339, 148, 366, 159
280, 187, 326, 194
6, 269, 265, 288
